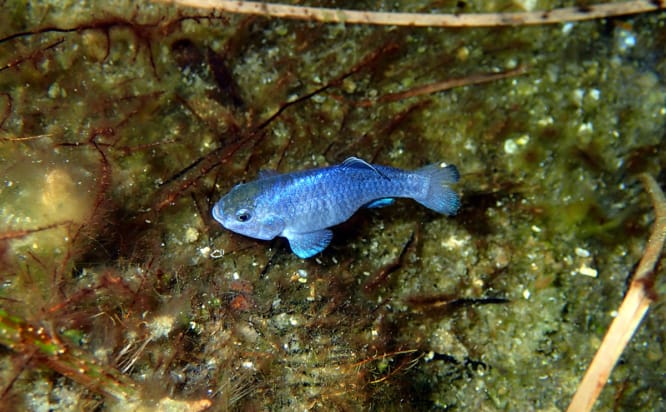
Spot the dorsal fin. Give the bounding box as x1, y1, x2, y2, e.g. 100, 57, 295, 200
341, 157, 390, 180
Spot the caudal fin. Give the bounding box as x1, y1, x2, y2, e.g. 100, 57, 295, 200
415, 162, 460, 215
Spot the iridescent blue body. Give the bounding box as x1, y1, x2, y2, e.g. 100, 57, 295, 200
212, 157, 460, 258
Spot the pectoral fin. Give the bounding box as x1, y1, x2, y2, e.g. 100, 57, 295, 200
287, 230, 333, 258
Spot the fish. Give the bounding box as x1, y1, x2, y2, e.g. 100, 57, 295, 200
212, 157, 460, 258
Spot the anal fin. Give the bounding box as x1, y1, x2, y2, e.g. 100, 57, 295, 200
364, 198, 395, 209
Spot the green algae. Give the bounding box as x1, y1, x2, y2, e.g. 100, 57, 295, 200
0, 0, 665, 410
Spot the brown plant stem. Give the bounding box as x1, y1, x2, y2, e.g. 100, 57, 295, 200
567, 174, 666, 412
353, 66, 527, 107
157, 0, 665, 27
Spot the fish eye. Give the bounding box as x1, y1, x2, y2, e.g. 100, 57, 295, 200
236, 209, 252, 222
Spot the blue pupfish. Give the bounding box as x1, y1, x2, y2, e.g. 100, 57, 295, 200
212, 157, 460, 258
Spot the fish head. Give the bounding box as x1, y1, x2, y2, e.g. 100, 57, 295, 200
212, 182, 285, 240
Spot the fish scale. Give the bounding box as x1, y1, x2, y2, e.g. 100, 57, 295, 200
212, 157, 460, 258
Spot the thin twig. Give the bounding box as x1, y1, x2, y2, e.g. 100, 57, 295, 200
0, 221, 72, 241
567, 174, 666, 412
0, 133, 52, 142
157, 0, 665, 27
354, 66, 527, 107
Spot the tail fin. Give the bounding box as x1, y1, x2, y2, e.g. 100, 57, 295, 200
415, 162, 460, 215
